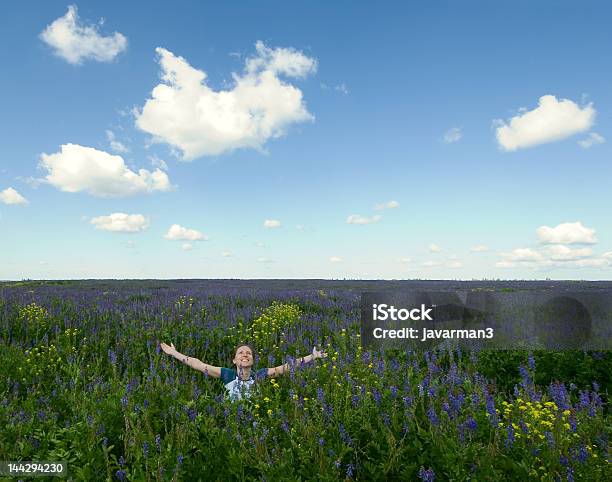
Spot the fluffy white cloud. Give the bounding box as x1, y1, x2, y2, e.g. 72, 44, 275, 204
135, 42, 317, 160
571, 258, 608, 268
443, 127, 462, 143
263, 219, 281, 228
221, 250, 233, 257
578, 132, 605, 149
373, 200, 399, 210
470, 245, 489, 252
448, 261, 463, 268
544, 245, 592, 261
182, 243, 193, 251
164, 224, 208, 241
499, 248, 543, 262
495, 95, 595, 151
106, 130, 129, 153
39, 144, 172, 197
90, 213, 148, 233
0, 187, 28, 205
495, 244, 610, 270
40, 5, 127, 64
329, 256, 342, 263
346, 214, 381, 225
429, 244, 442, 253
536, 221, 597, 245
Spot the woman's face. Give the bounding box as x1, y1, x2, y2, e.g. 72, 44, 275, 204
233, 345, 253, 369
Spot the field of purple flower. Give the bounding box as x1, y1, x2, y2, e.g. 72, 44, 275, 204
0, 280, 610, 481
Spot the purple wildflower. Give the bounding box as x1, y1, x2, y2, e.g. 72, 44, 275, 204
418, 466, 435, 482
346, 463, 355, 478
505, 423, 515, 448
116, 469, 127, 481
527, 352, 535, 370
577, 445, 588, 464
427, 405, 439, 426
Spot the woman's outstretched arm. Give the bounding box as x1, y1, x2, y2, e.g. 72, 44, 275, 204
267, 346, 327, 377
159, 342, 222, 378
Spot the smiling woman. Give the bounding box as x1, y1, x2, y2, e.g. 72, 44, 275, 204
159, 341, 326, 401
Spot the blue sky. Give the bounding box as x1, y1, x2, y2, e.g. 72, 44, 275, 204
1, 0, 611, 280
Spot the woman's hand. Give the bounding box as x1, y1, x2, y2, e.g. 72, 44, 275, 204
312, 346, 327, 360
160, 342, 176, 356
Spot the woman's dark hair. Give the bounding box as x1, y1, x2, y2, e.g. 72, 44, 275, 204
234, 343, 257, 361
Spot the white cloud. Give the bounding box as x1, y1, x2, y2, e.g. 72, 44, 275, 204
429, 244, 442, 253
536, 221, 597, 245
443, 127, 462, 143
135, 42, 317, 160
329, 256, 342, 263
470, 245, 489, 252
149, 155, 168, 171
0, 187, 28, 205
422, 260, 442, 267
257, 257, 274, 263
90, 213, 149, 233
182, 243, 193, 251
164, 224, 208, 241
40, 5, 127, 64
572, 258, 609, 268
495, 95, 595, 151
399, 257, 411, 263
346, 214, 381, 225
106, 130, 129, 153
495, 260, 516, 268
335, 83, 349, 94
39, 144, 172, 197
373, 200, 399, 211
221, 250, 233, 257
603, 252, 612, 261
499, 248, 543, 262
263, 219, 281, 228
578, 132, 605, 149
544, 245, 592, 261
448, 261, 463, 268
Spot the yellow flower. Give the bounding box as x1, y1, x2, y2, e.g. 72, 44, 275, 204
563, 423, 570, 430
562, 410, 570, 417
267, 409, 273, 415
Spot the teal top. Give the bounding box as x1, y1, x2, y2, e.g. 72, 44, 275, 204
219, 367, 268, 401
